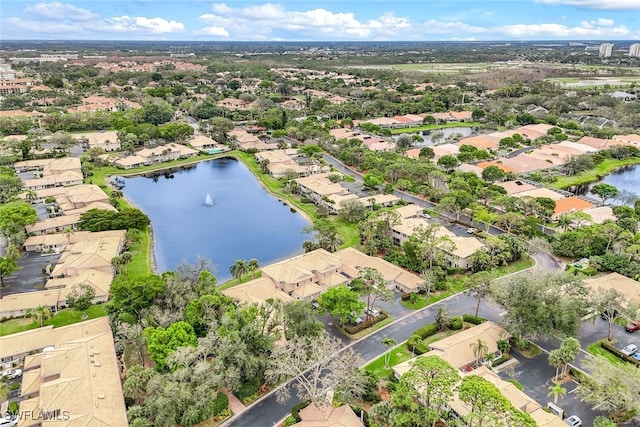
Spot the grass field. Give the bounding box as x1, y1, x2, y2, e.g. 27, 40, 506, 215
0, 305, 108, 337
390, 121, 482, 135
552, 157, 640, 189
586, 340, 625, 366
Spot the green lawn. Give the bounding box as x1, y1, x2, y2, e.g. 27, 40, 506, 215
586, 340, 625, 366
390, 121, 482, 135
366, 344, 413, 379
365, 328, 463, 379
552, 157, 640, 189
402, 257, 534, 309
218, 271, 263, 290
0, 305, 108, 337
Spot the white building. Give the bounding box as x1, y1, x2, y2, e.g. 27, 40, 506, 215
599, 43, 614, 58
630, 43, 640, 58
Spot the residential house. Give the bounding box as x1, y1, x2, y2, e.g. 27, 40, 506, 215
394, 321, 506, 376
75, 131, 120, 152
114, 143, 198, 168
50, 230, 125, 277
14, 317, 128, 427
25, 214, 82, 235
23, 231, 93, 253
16, 157, 83, 190
189, 135, 222, 151
216, 97, 252, 110
585, 273, 640, 307
296, 173, 351, 205
292, 404, 364, 427
552, 196, 595, 220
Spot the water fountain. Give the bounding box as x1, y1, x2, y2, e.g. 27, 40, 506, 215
204, 193, 213, 206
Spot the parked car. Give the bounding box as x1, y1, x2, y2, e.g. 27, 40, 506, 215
0, 369, 22, 380
364, 307, 380, 317
625, 320, 640, 333
632, 352, 640, 361
621, 344, 638, 356
564, 415, 582, 427
466, 227, 478, 234
310, 300, 320, 310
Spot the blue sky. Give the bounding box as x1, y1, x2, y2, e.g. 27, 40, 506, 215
1, 0, 639, 41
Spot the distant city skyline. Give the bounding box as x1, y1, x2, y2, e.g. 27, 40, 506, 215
1, 0, 640, 42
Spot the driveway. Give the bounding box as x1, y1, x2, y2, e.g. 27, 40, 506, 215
0, 252, 58, 297
499, 351, 602, 425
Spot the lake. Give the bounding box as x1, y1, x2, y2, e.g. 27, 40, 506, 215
569, 164, 640, 205
122, 158, 311, 281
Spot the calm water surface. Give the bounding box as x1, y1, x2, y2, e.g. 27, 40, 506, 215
570, 164, 640, 205
123, 158, 311, 281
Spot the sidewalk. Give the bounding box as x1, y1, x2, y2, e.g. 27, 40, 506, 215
223, 388, 247, 416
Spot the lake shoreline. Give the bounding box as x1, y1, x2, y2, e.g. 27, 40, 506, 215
552, 157, 640, 189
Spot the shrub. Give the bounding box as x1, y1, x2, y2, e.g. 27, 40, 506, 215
291, 401, 311, 422
462, 314, 487, 325
205, 392, 229, 417
236, 378, 261, 401
449, 316, 463, 330
8, 401, 18, 415
492, 355, 510, 367
284, 415, 298, 426
343, 311, 389, 334
401, 292, 412, 301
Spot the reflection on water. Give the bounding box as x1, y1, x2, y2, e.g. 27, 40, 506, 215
123, 158, 311, 281
569, 165, 640, 205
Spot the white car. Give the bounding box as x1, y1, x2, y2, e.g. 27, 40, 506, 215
621, 344, 638, 356
564, 415, 582, 427
364, 307, 380, 317
0, 369, 22, 380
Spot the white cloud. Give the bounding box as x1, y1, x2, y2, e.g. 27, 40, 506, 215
192, 26, 229, 37
536, 0, 640, 9
24, 2, 98, 21
423, 20, 487, 35
500, 22, 630, 37
102, 16, 185, 33
195, 2, 413, 40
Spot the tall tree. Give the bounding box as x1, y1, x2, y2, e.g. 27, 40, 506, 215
401, 355, 460, 427
466, 271, 493, 317
591, 183, 619, 206
317, 285, 366, 324
470, 338, 489, 366
265, 332, 367, 405
229, 259, 248, 282
547, 384, 567, 404
381, 337, 397, 368
350, 267, 392, 317
577, 356, 640, 418
65, 283, 96, 314
592, 288, 632, 341
0, 256, 17, 287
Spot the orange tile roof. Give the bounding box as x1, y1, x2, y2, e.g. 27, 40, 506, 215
476, 161, 517, 173
554, 196, 594, 215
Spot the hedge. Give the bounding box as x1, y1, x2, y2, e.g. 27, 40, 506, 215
463, 314, 487, 325
414, 322, 439, 338
343, 311, 389, 334
492, 355, 510, 367
600, 341, 640, 367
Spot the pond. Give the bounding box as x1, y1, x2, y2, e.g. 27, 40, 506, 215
569, 164, 640, 205
122, 158, 311, 281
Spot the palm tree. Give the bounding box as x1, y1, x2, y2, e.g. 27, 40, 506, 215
381, 337, 397, 368
547, 383, 567, 404
557, 214, 572, 232
28, 305, 52, 327
229, 259, 248, 282
0, 381, 8, 402
63, 227, 75, 245
248, 259, 260, 278
23, 189, 37, 202
470, 338, 489, 367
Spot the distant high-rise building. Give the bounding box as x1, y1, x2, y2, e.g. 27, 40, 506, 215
630, 43, 640, 58
599, 43, 614, 58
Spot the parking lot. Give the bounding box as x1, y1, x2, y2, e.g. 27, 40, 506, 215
498, 351, 601, 425
1, 251, 58, 297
